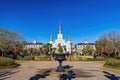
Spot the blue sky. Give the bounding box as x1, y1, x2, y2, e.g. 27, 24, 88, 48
0, 0, 120, 45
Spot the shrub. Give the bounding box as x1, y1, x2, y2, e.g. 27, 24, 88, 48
67, 56, 106, 61
105, 58, 120, 67
0, 57, 15, 66
57, 46, 63, 53
67, 56, 75, 61
34, 55, 54, 61
87, 57, 106, 61
67, 56, 87, 61
116, 57, 120, 60
74, 56, 87, 61
0, 57, 18, 68
17, 56, 34, 60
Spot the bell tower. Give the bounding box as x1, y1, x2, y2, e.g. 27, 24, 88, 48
49, 34, 53, 44
57, 24, 63, 40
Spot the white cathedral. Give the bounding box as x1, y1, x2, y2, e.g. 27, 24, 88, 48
49, 24, 72, 53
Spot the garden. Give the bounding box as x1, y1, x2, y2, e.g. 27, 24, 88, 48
0, 29, 120, 70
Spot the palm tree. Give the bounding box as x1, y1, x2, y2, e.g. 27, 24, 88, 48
41, 43, 53, 55
41, 44, 47, 55
82, 45, 95, 56
46, 43, 52, 55
28, 48, 33, 55
39, 47, 43, 55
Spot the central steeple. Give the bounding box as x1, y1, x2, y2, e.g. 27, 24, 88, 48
49, 34, 53, 44
58, 23, 63, 40
49, 23, 72, 53
58, 24, 62, 34
50, 34, 53, 41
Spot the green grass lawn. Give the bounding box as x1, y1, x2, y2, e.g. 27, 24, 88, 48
103, 58, 120, 70
0, 57, 19, 69
103, 64, 120, 70
0, 64, 19, 69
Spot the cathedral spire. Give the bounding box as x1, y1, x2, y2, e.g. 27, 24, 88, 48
58, 24, 62, 34
67, 34, 71, 41
50, 34, 53, 41
49, 34, 53, 44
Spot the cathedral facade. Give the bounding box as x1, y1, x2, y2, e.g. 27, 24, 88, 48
49, 24, 72, 53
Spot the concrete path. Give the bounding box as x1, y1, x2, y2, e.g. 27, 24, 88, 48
0, 61, 120, 80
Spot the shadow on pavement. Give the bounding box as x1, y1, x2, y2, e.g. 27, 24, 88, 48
103, 71, 120, 80
0, 70, 19, 80
29, 70, 51, 80
60, 70, 75, 80
62, 65, 73, 69
33, 65, 95, 80
60, 65, 95, 80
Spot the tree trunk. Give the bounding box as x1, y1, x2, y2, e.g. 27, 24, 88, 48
118, 52, 120, 57
2, 51, 4, 57
114, 50, 117, 58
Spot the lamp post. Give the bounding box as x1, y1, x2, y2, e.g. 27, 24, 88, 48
70, 43, 73, 55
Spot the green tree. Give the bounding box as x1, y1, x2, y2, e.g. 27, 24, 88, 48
46, 43, 52, 54
96, 31, 120, 57
57, 46, 63, 53
82, 45, 95, 56
0, 28, 25, 57
40, 43, 53, 55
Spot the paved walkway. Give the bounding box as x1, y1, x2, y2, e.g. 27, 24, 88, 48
0, 61, 120, 80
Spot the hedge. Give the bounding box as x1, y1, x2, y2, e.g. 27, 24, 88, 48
34, 55, 54, 61
0, 57, 18, 68
105, 58, 120, 67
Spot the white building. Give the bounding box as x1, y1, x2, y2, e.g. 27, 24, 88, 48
49, 24, 72, 53
25, 40, 42, 49
73, 40, 96, 55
